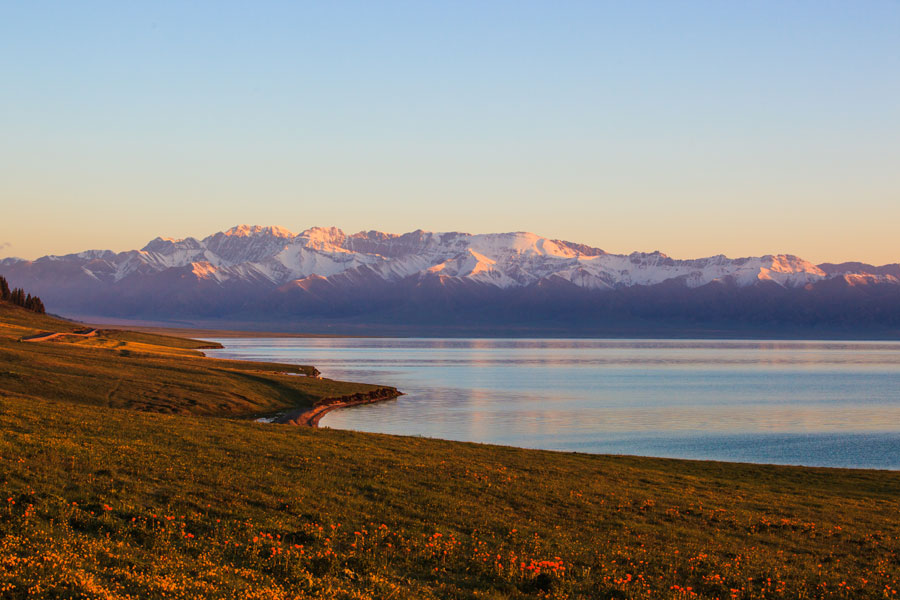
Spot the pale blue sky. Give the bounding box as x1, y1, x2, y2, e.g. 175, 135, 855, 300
2, 1, 898, 263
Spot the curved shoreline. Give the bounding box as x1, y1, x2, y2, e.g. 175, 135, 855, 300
267, 387, 402, 427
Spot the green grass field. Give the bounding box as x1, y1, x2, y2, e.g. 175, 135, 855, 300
0, 302, 396, 418
1, 301, 898, 598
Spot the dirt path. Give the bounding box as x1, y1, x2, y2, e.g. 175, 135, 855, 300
21, 328, 99, 343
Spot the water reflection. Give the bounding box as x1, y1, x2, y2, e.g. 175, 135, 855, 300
207, 338, 900, 469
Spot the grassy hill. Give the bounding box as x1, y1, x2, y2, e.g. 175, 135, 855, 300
0, 302, 396, 417
1, 301, 899, 598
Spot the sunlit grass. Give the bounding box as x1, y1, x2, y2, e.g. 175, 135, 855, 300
0, 302, 394, 418
1, 301, 898, 598
2, 394, 898, 599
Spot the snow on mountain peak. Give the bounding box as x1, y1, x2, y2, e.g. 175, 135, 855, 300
764, 254, 826, 276
190, 227, 833, 290
19, 224, 856, 292
141, 236, 202, 253
469, 232, 578, 259
223, 225, 295, 238
298, 226, 348, 251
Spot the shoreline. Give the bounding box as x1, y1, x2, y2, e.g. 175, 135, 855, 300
265, 387, 403, 427
82, 323, 353, 339
62, 314, 900, 342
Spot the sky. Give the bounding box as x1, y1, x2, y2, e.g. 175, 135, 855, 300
1, 1, 898, 264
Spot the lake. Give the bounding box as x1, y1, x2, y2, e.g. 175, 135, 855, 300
206, 338, 900, 470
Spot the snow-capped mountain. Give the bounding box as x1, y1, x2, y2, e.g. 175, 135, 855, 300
2, 225, 899, 335
1, 224, 836, 289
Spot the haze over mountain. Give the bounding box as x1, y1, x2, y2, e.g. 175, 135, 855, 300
3, 225, 899, 336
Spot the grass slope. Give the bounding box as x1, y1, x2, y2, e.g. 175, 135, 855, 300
1, 301, 898, 598
0, 302, 395, 417
1, 396, 898, 599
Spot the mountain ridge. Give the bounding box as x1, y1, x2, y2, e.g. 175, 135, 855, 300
2, 225, 899, 335
0, 224, 864, 288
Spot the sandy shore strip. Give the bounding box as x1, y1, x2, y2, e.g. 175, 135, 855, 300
262, 388, 403, 427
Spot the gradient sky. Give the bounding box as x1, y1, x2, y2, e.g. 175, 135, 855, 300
2, 1, 898, 264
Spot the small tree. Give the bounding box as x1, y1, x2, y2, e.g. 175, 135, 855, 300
10, 288, 25, 307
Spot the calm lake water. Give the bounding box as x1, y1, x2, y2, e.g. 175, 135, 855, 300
207, 338, 900, 470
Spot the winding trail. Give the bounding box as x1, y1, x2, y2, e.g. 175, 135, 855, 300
21, 328, 99, 343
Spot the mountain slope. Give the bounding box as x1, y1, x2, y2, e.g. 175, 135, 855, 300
0, 225, 833, 290
2, 225, 899, 335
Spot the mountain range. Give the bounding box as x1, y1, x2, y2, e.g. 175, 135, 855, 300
3, 225, 899, 336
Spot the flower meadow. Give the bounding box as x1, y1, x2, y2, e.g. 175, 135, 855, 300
1, 394, 898, 599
